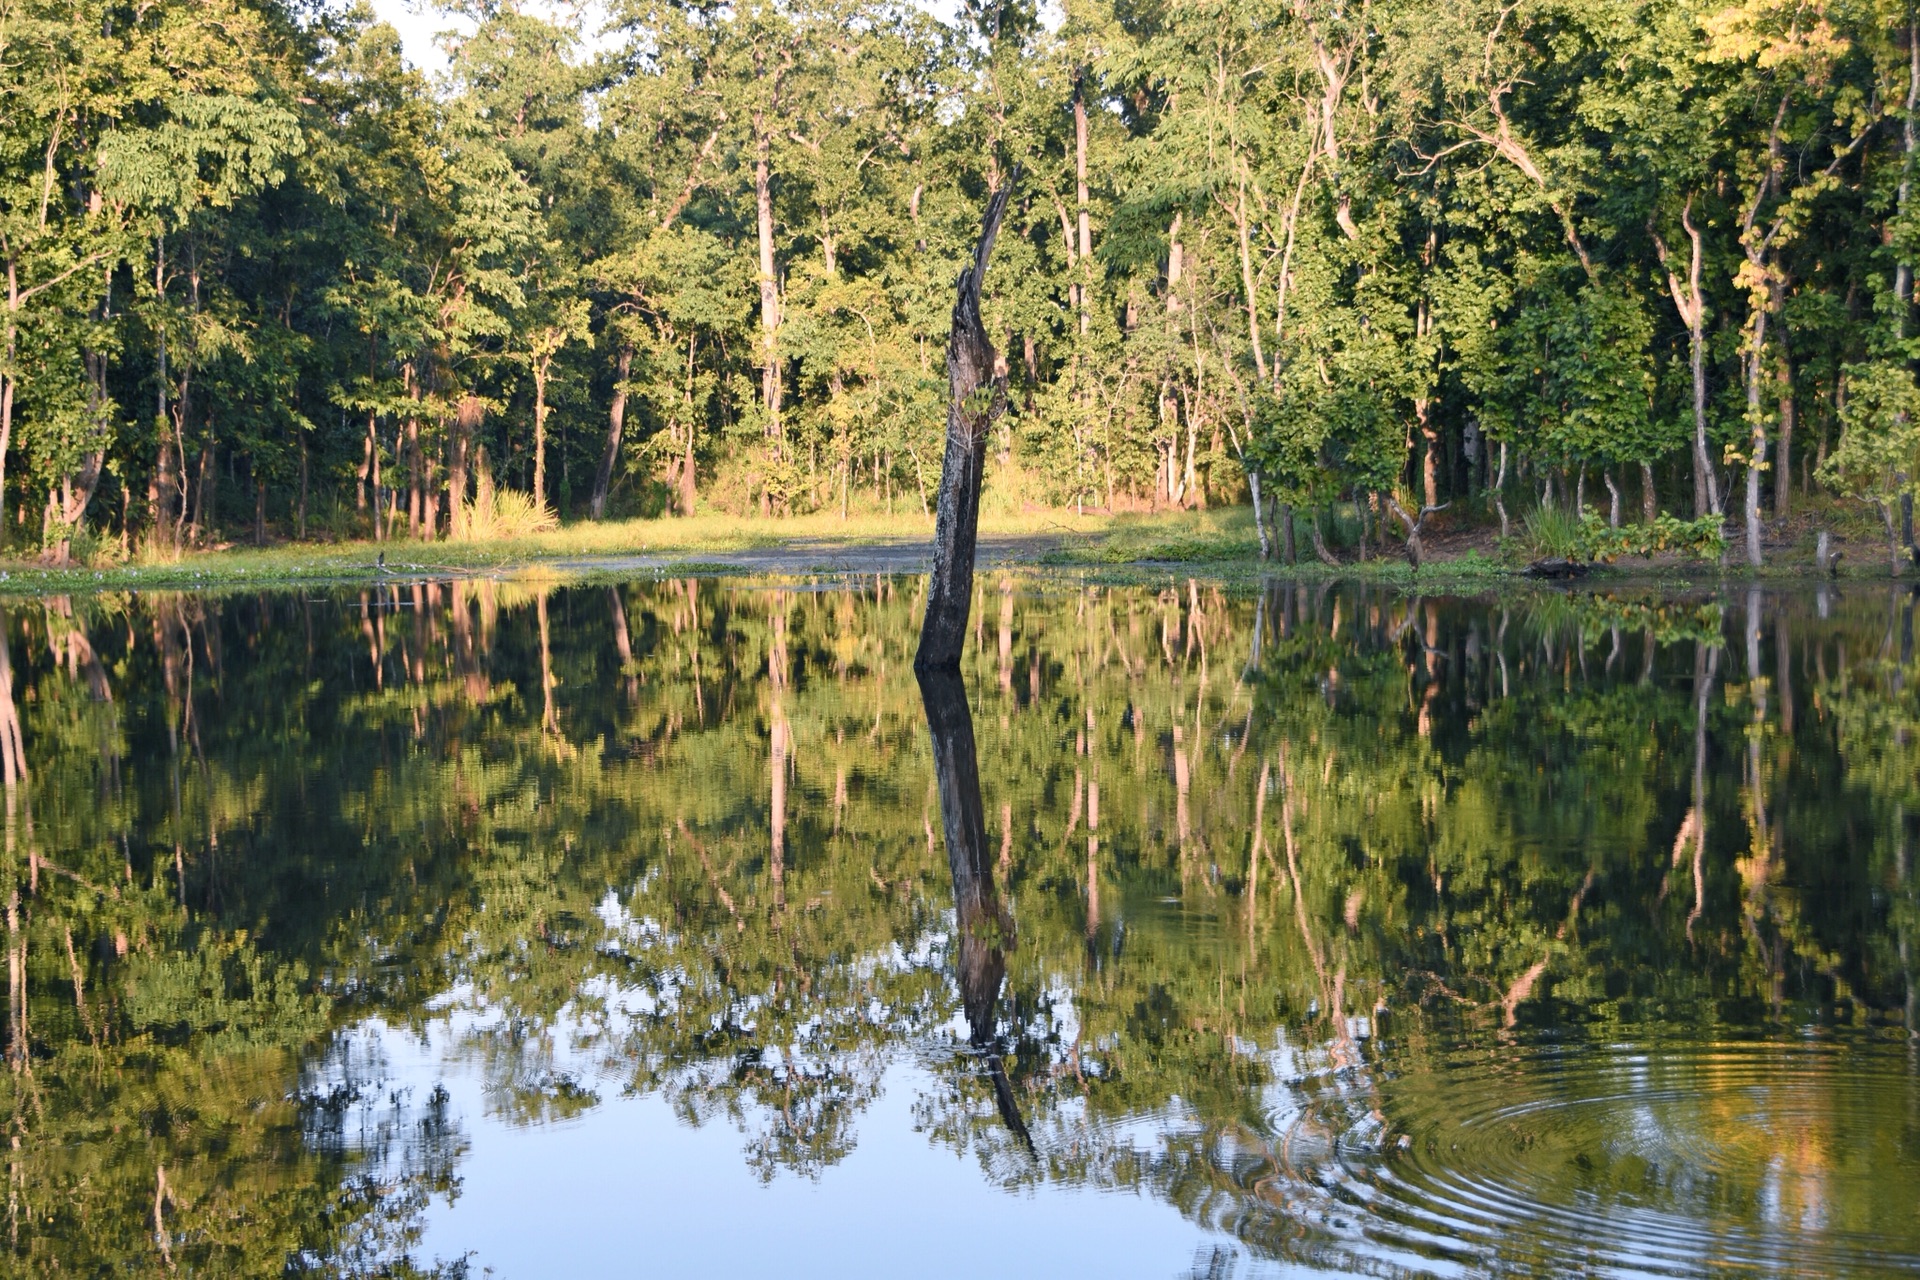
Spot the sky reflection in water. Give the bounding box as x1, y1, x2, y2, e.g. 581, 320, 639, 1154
3, 575, 1917, 1277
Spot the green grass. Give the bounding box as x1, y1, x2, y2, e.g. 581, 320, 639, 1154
0, 508, 1185, 594
5, 499, 1907, 597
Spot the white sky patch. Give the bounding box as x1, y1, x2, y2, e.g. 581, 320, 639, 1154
368, 0, 975, 79
366, 1, 613, 78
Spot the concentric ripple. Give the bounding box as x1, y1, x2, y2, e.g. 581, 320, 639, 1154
1267, 1035, 1920, 1277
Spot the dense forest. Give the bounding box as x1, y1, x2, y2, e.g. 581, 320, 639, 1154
6, 0, 1920, 565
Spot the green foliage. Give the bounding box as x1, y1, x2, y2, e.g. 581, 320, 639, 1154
1819, 361, 1920, 523
0, 0, 1910, 569
1579, 512, 1729, 561
1521, 504, 1588, 558
1520, 506, 1724, 562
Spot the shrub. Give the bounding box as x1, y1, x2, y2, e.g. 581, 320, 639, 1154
459, 465, 556, 541
1518, 506, 1724, 563
1521, 504, 1586, 559
1578, 513, 1725, 562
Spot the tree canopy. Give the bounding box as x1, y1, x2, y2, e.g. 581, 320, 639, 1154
4, 0, 1920, 561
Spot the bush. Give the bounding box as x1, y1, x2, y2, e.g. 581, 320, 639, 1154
1521, 505, 1586, 559
1578, 512, 1725, 562
459, 465, 556, 541
1516, 507, 1724, 563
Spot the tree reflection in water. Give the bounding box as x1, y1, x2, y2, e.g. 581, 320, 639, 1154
0, 576, 1913, 1275
919, 665, 1030, 1153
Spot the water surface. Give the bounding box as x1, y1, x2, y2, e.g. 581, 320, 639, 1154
4, 575, 1916, 1277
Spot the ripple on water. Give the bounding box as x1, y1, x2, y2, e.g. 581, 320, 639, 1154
1259, 1036, 1920, 1278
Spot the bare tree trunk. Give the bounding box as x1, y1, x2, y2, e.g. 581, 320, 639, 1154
1419, 409, 1440, 508
1773, 316, 1794, 520
406, 414, 421, 538
1386, 496, 1447, 569
917, 180, 1016, 674
1493, 440, 1511, 537
1743, 304, 1770, 567
1653, 202, 1721, 518
1308, 507, 1340, 567
753, 115, 783, 506
191, 428, 213, 546
449, 396, 481, 539
359, 410, 374, 514
918, 665, 1029, 1146
1642, 459, 1658, 523
1074, 78, 1092, 337
1233, 177, 1268, 381
592, 342, 631, 520
533, 363, 549, 511
1248, 471, 1271, 560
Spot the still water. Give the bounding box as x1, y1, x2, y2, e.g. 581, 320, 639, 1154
2, 574, 1916, 1277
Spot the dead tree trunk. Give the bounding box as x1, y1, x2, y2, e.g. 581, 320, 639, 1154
916, 178, 1016, 674
918, 665, 1030, 1149
1386, 497, 1448, 570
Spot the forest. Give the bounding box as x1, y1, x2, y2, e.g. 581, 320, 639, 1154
5, 0, 1920, 567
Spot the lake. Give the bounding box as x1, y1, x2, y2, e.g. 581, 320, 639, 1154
4, 574, 1916, 1277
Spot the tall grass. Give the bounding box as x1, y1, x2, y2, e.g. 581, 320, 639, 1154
1521, 504, 1585, 559
459, 466, 557, 541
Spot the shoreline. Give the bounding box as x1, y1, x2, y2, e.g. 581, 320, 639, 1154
0, 507, 1907, 596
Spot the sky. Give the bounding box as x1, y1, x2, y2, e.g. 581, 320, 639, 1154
365, 0, 969, 78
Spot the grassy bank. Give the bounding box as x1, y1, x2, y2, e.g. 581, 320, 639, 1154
2, 502, 1910, 596
0, 508, 1130, 594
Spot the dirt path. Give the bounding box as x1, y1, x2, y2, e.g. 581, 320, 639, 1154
545, 533, 1069, 577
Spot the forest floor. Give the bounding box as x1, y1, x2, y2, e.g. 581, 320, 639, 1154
0, 501, 1909, 596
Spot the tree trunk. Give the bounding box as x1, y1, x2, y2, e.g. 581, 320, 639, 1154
917, 664, 1029, 1146
1248, 471, 1270, 560
0, 299, 16, 549
1494, 440, 1511, 537
1655, 203, 1721, 519
753, 115, 783, 495
359, 410, 375, 514
1419, 410, 1440, 509
592, 342, 631, 520
1742, 305, 1769, 567
1281, 502, 1297, 565
1233, 178, 1268, 381
1074, 78, 1092, 337
1689, 282, 1720, 518
406, 413, 421, 538
370, 415, 385, 543
149, 236, 169, 551
192, 428, 213, 546
450, 395, 481, 539
1773, 323, 1794, 520
1641, 459, 1658, 523
533, 364, 549, 511
917, 180, 1015, 674
1899, 21, 1920, 335
1308, 508, 1340, 567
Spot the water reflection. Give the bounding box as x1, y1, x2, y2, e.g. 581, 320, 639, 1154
919, 666, 1029, 1152
0, 576, 1915, 1275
